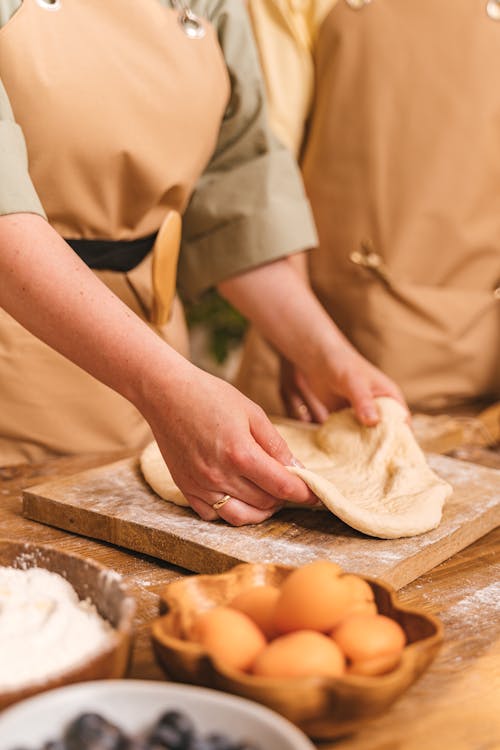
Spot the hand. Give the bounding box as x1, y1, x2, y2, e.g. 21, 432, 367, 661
141, 361, 317, 526
218, 258, 407, 427
279, 345, 408, 426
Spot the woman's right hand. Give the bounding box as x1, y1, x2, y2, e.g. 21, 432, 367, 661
0, 215, 315, 526
140, 359, 318, 526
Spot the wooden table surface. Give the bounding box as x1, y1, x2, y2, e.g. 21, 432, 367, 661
1, 446, 499, 750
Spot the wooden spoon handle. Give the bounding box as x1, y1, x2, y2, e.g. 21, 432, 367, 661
151, 209, 182, 326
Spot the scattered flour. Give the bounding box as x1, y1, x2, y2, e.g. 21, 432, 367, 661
0, 567, 114, 691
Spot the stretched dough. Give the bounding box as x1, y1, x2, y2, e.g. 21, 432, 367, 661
140, 398, 452, 538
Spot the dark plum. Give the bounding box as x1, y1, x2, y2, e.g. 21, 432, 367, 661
64, 713, 126, 750
203, 733, 237, 750
11, 708, 263, 750
183, 740, 212, 750
148, 710, 195, 750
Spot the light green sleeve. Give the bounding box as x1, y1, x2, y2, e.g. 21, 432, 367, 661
0, 77, 46, 219
177, 0, 318, 301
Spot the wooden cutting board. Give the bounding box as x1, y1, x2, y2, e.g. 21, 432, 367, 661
22, 453, 499, 590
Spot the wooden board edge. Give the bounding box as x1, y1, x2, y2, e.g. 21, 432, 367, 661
22, 491, 242, 574
382, 503, 500, 590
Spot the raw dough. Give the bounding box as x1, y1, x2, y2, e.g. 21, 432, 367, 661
141, 441, 189, 507
282, 398, 452, 538
140, 398, 452, 538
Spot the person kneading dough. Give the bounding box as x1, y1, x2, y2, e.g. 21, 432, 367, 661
237, 0, 500, 420
0, 0, 406, 527
141, 397, 452, 537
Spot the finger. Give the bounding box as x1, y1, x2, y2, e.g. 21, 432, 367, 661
247, 416, 317, 504
214, 495, 281, 527
249, 411, 294, 464
299, 390, 330, 423
186, 495, 219, 522
285, 391, 313, 423
348, 384, 381, 426
280, 368, 313, 422
292, 370, 331, 423
188, 482, 284, 512
220, 473, 320, 510
190, 490, 281, 527
372, 380, 411, 420
279, 362, 309, 420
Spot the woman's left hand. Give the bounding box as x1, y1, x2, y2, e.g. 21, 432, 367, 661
218, 256, 408, 427
279, 345, 408, 426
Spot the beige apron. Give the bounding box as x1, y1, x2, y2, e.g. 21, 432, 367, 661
0, 0, 229, 464
237, 0, 500, 415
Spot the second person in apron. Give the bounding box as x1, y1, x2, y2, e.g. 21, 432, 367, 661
239, 0, 500, 419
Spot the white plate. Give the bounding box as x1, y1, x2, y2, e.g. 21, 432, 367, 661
0, 679, 315, 750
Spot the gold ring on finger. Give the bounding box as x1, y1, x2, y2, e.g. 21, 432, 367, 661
212, 493, 232, 510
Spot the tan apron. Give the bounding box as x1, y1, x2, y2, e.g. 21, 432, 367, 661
0, 0, 229, 464
238, 0, 500, 415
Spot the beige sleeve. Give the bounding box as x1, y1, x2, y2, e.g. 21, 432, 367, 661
247, 0, 338, 156
0, 78, 46, 219
246, 0, 313, 156
177, 0, 317, 301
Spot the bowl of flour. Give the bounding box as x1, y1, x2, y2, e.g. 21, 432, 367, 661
0, 540, 135, 710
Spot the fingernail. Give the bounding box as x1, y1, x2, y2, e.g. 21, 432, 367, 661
306, 496, 323, 506
289, 456, 305, 468
362, 407, 379, 423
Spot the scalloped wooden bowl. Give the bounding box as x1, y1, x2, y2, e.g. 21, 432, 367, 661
0, 539, 136, 711
151, 562, 443, 739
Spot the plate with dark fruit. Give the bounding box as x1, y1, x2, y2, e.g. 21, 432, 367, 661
0, 679, 314, 750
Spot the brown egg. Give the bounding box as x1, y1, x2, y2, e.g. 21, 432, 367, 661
252, 630, 345, 679
347, 652, 403, 676
338, 575, 378, 618
331, 613, 406, 676
273, 560, 361, 633
192, 606, 266, 672
229, 585, 281, 639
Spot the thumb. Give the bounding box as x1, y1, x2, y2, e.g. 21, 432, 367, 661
249, 409, 294, 465
348, 384, 380, 426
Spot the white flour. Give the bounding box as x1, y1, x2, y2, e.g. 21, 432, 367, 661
0, 567, 114, 690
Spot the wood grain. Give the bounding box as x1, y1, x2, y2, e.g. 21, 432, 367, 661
22, 453, 500, 590
0, 443, 499, 749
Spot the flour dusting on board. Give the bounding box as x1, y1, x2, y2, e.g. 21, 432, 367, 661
447, 581, 500, 627
23, 452, 500, 590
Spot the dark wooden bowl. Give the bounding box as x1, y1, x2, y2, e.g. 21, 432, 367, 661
0, 539, 136, 711
151, 562, 442, 739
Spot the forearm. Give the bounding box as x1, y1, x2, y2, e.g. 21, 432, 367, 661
0, 213, 189, 411
287, 249, 309, 285
218, 257, 349, 370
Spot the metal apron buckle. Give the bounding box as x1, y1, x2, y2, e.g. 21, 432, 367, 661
35, 0, 61, 10
486, 0, 500, 20
350, 241, 393, 287
171, 0, 206, 39
344, 0, 372, 9
345, 0, 500, 21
